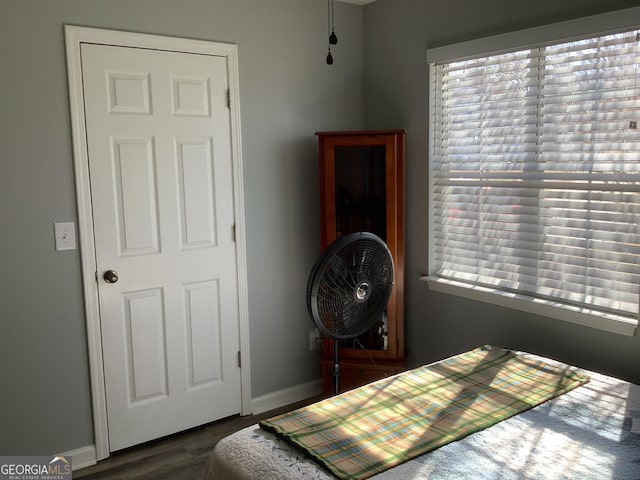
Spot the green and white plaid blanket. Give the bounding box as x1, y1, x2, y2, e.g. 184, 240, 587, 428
259, 345, 590, 480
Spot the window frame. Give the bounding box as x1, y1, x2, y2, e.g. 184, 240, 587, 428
424, 7, 640, 337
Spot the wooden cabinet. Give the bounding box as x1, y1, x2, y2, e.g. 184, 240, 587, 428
315, 130, 406, 395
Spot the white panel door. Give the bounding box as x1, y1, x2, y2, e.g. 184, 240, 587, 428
81, 43, 241, 451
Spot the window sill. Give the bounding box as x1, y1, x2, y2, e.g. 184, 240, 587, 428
420, 276, 638, 337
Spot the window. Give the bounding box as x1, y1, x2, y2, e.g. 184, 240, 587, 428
427, 14, 640, 335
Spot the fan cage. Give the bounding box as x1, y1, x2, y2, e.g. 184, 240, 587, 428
307, 232, 394, 340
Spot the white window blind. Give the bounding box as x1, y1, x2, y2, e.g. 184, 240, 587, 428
429, 29, 640, 324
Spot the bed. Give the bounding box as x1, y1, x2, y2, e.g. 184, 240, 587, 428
204, 346, 640, 480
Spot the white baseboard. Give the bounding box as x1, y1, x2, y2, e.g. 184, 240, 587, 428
57, 381, 321, 471
59, 444, 97, 471
251, 379, 322, 415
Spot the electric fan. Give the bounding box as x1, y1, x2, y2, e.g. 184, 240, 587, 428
306, 232, 394, 395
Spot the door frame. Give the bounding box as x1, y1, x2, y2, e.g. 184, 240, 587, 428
64, 25, 252, 460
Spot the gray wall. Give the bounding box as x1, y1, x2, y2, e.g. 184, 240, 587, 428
363, 0, 640, 384
1, 0, 363, 455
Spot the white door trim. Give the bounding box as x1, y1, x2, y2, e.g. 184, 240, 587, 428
64, 25, 251, 460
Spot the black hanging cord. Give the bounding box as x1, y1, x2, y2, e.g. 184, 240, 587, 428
326, 0, 337, 65
329, 0, 338, 45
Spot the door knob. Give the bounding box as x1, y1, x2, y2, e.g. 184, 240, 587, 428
103, 270, 119, 284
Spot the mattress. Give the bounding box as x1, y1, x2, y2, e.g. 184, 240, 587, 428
204, 351, 640, 480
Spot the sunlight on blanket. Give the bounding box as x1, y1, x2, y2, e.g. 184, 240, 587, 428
207, 348, 638, 480
259, 346, 590, 480
394, 368, 637, 480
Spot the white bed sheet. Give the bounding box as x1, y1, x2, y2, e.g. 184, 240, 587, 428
204, 358, 640, 480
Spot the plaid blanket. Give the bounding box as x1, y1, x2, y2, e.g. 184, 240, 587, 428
259, 345, 590, 480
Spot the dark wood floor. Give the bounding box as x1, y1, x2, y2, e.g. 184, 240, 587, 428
74, 396, 321, 480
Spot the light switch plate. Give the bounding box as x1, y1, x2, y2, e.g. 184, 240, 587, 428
54, 222, 76, 251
